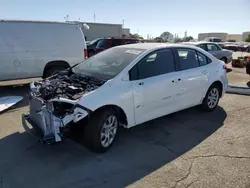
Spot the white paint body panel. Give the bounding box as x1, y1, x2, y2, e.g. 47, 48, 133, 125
0, 20, 87, 81
0, 96, 23, 112
75, 44, 228, 128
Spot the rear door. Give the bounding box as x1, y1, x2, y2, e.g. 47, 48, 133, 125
173, 48, 210, 109
130, 48, 180, 124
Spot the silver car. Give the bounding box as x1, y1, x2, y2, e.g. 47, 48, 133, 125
184, 41, 232, 63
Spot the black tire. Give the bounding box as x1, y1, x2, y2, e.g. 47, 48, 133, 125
202, 84, 221, 112
88, 50, 95, 57
84, 108, 119, 153
221, 57, 227, 64
44, 66, 67, 78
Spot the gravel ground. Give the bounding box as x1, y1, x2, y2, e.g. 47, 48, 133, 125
0, 54, 250, 188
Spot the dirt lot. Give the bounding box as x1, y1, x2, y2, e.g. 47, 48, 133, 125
1, 61, 250, 188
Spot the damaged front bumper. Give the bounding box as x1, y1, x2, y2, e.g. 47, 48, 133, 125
22, 94, 90, 144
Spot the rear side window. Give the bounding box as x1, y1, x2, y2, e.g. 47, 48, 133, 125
112, 39, 123, 47
130, 49, 175, 80
197, 52, 208, 66
176, 49, 199, 70
96, 39, 109, 48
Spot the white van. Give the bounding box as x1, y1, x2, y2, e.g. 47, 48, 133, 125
0, 20, 88, 81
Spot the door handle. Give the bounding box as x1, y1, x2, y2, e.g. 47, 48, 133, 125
138, 82, 144, 85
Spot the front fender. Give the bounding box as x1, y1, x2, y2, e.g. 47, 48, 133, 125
77, 81, 135, 126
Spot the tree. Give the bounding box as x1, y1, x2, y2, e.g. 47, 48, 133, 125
183, 36, 194, 42
246, 34, 250, 42
154, 37, 164, 42
160, 31, 174, 42
129, 33, 142, 39
173, 38, 183, 43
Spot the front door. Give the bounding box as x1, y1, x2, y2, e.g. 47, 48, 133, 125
206, 43, 222, 59
129, 48, 179, 124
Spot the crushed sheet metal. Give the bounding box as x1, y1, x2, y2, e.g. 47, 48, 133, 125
0, 96, 23, 112
226, 85, 250, 95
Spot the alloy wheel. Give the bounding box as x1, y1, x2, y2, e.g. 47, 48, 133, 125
207, 88, 219, 109
100, 115, 118, 148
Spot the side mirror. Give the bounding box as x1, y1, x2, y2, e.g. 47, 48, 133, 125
121, 72, 129, 81
83, 23, 90, 30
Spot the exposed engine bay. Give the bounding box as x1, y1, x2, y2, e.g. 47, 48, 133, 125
31, 70, 104, 101
22, 69, 105, 144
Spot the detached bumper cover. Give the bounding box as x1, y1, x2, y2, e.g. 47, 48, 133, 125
22, 98, 90, 144
22, 114, 46, 140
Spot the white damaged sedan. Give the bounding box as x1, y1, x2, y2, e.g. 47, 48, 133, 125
22, 43, 228, 152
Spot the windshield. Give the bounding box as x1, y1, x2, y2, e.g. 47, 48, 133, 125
73, 47, 144, 80
89, 38, 102, 45
96, 39, 108, 48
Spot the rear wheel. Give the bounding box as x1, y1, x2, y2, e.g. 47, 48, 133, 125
88, 50, 95, 57
202, 84, 221, 112
84, 108, 119, 153
221, 57, 227, 64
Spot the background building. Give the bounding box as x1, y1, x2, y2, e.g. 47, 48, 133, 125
227, 34, 242, 42
198, 33, 228, 41
81, 22, 123, 41
198, 31, 250, 42
242, 31, 250, 42
122, 28, 130, 37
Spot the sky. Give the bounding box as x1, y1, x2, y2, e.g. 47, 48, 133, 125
0, 0, 250, 39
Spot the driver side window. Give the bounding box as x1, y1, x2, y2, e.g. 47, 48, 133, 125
129, 49, 175, 80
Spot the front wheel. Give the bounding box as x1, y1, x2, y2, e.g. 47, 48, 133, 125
84, 109, 119, 153
202, 85, 221, 112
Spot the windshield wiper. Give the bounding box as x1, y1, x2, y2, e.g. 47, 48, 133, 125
68, 63, 79, 72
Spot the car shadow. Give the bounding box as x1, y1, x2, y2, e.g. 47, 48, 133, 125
0, 84, 30, 114
0, 106, 227, 188
246, 81, 250, 88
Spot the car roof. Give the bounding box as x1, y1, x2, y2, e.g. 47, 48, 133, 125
182, 41, 219, 45
116, 42, 204, 50
103, 37, 139, 40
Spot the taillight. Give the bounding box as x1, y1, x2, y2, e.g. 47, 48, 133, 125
248, 57, 250, 62
84, 49, 88, 59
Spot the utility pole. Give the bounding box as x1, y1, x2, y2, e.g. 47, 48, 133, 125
64, 15, 69, 21
93, 13, 96, 22
122, 19, 124, 28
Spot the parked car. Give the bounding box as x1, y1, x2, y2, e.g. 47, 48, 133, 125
204, 37, 225, 47
22, 43, 228, 153
95, 37, 140, 54
184, 41, 232, 63
0, 20, 88, 81
223, 43, 248, 52
87, 38, 103, 57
